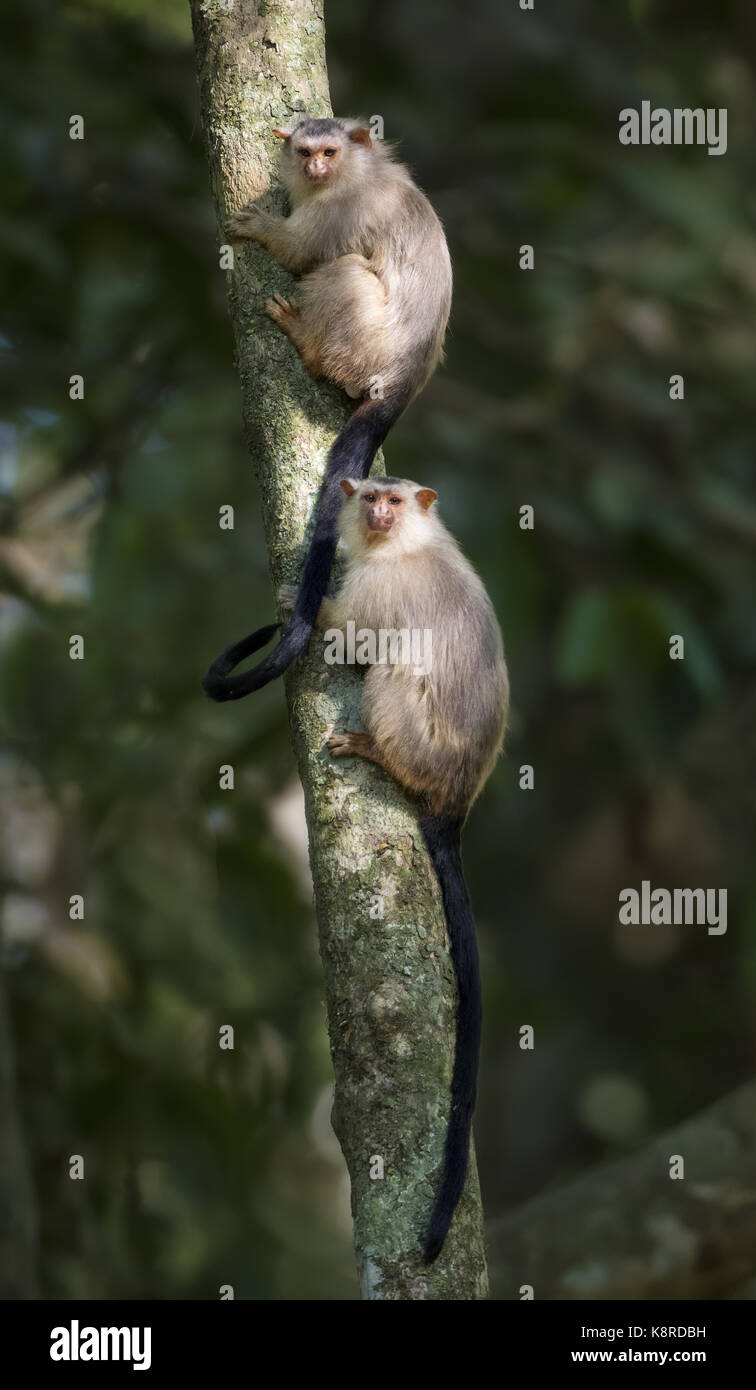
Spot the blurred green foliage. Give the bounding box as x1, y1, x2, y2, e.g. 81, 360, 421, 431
1, 0, 755, 1298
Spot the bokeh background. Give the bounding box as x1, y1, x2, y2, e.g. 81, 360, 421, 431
1, 0, 755, 1299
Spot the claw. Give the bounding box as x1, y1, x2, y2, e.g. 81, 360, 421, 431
226, 207, 264, 240
327, 733, 353, 758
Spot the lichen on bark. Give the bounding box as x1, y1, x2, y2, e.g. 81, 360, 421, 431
189, 0, 488, 1298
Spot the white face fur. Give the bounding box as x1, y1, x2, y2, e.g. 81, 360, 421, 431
274, 119, 373, 194
338, 478, 440, 559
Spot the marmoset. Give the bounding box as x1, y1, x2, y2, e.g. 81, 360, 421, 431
282, 475, 509, 1264
203, 118, 452, 700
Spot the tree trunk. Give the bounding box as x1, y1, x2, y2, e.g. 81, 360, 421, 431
188, 0, 488, 1299
0, 968, 38, 1298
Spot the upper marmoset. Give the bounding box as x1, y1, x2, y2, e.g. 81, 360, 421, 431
204, 117, 452, 701
229, 117, 452, 402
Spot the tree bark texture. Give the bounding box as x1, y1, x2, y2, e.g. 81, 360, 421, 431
188, 0, 488, 1299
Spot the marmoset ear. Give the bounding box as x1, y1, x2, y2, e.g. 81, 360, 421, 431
340, 479, 359, 498
415, 488, 438, 511
348, 128, 372, 148
273, 127, 293, 141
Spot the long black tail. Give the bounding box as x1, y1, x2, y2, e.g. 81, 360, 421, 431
419, 812, 482, 1265
202, 393, 407, 702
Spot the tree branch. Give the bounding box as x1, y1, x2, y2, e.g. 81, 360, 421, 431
488, 1081, 756, 1300
188, 0, 487, 1298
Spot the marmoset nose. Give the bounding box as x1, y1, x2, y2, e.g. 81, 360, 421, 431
367, 506, 393, 531
306, 158, 326, 178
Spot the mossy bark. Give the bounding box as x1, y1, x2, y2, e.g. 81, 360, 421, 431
188, 0, 488, 1298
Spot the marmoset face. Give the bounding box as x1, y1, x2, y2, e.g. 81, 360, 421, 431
275, 118, 372, 190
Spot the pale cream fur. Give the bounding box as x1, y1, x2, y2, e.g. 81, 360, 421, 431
283, 478, 509, 818
227, 119, 452, 402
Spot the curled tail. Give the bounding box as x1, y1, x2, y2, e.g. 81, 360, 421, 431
419, 812, 482, 1265
202, 393, 407, 702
